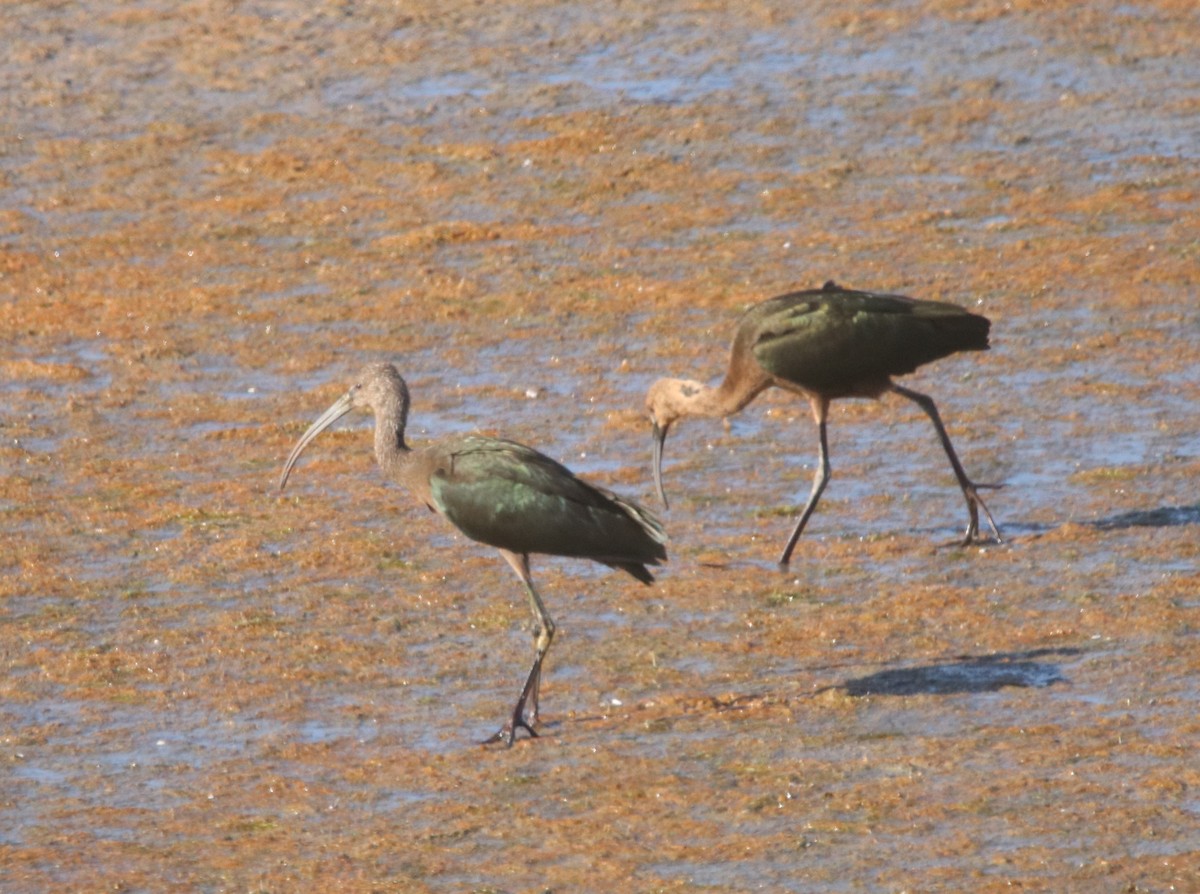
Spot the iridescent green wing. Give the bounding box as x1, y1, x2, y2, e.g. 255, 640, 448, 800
750, 288, 989, 395
429, 436, 665, 566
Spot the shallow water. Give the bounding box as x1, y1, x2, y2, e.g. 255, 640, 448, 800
3, 0, 1200, 891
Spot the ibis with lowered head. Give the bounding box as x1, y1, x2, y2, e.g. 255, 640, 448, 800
645, 281, 1001, 565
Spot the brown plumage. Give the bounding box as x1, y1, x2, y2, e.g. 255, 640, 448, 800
646, 282, 1001, 565
281, 362, 667, 745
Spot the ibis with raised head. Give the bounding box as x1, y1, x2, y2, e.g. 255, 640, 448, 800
281, 362, 667, 746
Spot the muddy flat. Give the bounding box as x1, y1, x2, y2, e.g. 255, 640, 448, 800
2, 1, 1198, 891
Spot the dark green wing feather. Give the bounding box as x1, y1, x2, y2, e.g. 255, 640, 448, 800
749, 285, 990, 395
427, 436, 667, 575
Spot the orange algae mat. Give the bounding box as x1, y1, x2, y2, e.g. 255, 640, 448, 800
2, 1, 1198, 891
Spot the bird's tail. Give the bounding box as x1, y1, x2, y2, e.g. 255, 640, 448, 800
607, 494, 668, 584
613, 561, 658, 585
618, 495, 669, 548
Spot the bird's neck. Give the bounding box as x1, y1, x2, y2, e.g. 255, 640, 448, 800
372, 386, 412, 475
679, 377, 756, 419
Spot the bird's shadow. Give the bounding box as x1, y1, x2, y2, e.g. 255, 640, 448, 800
1089, 502, 1200, 531
837, 647, 1080, 697
997, 502, 1200, 540
551, 648, 1082, 742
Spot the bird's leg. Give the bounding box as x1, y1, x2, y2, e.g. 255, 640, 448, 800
482, 550, 557, 747
482, 644, 546, 748
519, 606, 551, 726
890, 384, 1002, 544
778, 397, 832, 567
517, 570, 556, 727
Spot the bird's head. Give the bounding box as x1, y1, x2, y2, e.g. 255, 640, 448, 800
350, 362, 408, 413
279, 362, 410, 491
645, 377, 704, 509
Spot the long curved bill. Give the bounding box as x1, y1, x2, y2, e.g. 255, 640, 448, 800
279, 391, 355, 490
651, 420, 670, 509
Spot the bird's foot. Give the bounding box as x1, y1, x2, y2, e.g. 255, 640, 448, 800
481, 713, 539, 748
962, 482, 1004, 545
481, 684, 541, 747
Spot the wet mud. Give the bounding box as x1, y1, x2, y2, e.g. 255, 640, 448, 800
2, 0, 1198, 891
